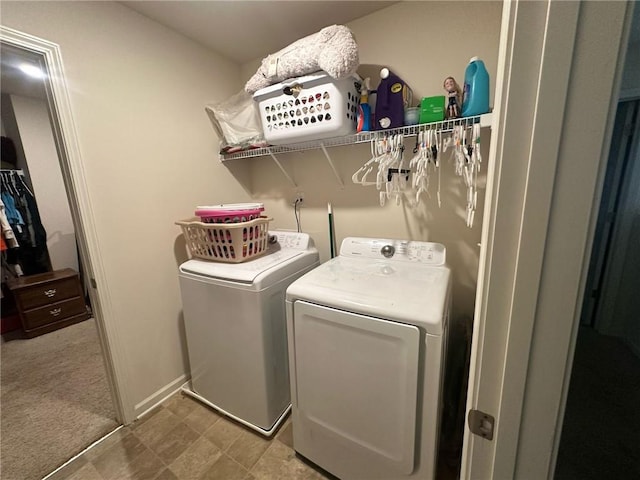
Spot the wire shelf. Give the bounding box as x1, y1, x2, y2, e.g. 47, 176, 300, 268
219, 113, 492, 161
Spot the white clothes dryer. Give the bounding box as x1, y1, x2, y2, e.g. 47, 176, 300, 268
179, 232, 319, 436
285, 237, 451, 479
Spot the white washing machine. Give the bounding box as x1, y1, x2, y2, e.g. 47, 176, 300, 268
178, 231, 319, 436
285, 237, 451, 479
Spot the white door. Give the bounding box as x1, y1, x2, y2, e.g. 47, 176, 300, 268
463, 1, 631, 479
290, 301, 420, 478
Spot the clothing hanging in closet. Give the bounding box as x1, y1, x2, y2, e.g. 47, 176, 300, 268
1, 170, 52, 277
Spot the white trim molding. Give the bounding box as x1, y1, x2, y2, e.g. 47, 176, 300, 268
462, 1, 581, 477
134, 374, 190, 420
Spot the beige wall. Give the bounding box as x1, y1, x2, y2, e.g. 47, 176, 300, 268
1, 1, 246, 416
240, 1, 503, 321
2, 0, 503, 418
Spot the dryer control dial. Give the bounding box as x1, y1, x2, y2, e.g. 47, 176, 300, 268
380, 244, 395, 258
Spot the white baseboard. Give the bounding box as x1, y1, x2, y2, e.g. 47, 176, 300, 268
133, 374, 190, 421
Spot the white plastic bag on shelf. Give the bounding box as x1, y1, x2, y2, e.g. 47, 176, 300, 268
205, 90, 267, 153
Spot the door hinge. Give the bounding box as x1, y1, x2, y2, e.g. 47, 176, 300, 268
90, 278, 97, 289
468, 409, 495, 440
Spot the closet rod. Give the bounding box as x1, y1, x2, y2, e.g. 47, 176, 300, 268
1, 168, 33, 196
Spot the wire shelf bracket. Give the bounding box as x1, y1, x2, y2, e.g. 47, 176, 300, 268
319, 142, 344, 188
219, 113, 493, 187
267, 148, 297, 188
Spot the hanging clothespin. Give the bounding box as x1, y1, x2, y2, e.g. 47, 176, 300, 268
472, 123, 482, 171
431, 128, 439, 167
454, 125, 465, 175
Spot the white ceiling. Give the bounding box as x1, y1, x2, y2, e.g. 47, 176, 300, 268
120, 1, 640, 63
2, 1, 638, 101
1, 1, 395, 100
120, 1, 397, 64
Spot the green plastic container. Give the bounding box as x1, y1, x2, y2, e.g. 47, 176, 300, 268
419, 96, 446, 124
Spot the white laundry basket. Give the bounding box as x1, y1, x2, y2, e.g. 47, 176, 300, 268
253, 71, 361, 145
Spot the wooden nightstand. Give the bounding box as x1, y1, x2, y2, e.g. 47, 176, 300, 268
7, 268, 90, 338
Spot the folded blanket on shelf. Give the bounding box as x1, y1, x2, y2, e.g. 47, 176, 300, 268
245, 24, 359, 94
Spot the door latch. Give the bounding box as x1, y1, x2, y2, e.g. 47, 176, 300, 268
468, 409, 495, 440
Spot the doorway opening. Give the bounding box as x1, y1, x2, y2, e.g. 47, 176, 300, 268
0, 38, 121, 480
555, 98, 640, 478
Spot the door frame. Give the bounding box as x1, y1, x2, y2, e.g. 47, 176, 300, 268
0, 26, 133, 423
462, 1, 633, 478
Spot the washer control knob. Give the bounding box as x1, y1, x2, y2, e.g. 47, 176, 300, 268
381, 244, 395, 258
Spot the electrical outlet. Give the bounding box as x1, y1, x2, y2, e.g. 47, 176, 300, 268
292, 192, 304, 206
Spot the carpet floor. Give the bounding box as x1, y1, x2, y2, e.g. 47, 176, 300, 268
555, 326, 640, 478
1, 318, 119, 480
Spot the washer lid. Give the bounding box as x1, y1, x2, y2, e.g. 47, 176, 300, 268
180, 232, 318, 284
181, 248, 312, 283
286, 256, 451, 334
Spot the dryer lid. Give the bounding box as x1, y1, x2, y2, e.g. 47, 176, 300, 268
286, 255, 451, 334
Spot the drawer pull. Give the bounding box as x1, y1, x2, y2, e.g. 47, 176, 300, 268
44, 289, 57, 298
50, 308, 62, 317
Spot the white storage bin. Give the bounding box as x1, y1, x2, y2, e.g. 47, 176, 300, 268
253, 72, 361, 145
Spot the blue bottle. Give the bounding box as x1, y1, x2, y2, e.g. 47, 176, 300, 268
461, 57, 490, 117
357, 77, 372, 132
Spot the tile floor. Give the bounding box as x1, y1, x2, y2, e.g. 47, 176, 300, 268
46, 391, 336, 480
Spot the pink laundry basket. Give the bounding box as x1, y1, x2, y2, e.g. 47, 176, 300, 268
195, 203, 265, 224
